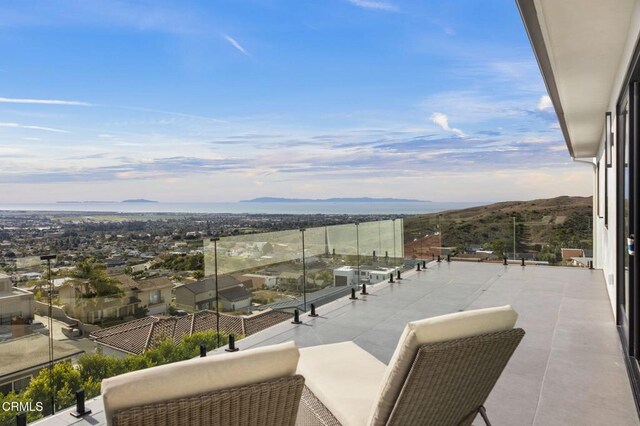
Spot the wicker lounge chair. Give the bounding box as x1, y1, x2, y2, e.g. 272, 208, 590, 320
101, 341, 304, 426
295, 305, 524, 426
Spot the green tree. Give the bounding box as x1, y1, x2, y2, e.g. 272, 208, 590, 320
0, 391, 42, 426
70, 258, 123, 298
23, 361, 83, 417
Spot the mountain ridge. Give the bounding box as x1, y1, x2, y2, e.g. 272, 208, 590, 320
241, 197, 429, 203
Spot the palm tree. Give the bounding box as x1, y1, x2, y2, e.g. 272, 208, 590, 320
70, 258, 123, 298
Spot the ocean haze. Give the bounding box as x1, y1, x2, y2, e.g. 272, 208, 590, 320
0, 201, 486, 215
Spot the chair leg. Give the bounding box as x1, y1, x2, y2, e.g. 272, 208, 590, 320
478, 405, 491, 426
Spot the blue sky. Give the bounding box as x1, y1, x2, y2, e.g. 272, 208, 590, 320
0, 0, 590, 203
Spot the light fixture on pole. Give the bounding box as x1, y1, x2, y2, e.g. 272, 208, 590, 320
40, 254, 56, 415
210, 238, 220, 348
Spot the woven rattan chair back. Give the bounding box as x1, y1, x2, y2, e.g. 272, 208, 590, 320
112, 374, 305, 426
385, 328, 525, 426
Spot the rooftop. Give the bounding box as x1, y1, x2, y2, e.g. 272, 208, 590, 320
36, 261, 638, 425
175, 275, 242, 294
0, 334, 84, 380
90, 309, 292, 355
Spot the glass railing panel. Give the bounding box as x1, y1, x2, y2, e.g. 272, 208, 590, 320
355, 220, 398, 285
204, 229, 304, 313
403, 212, 593, 267
201, 219, 406, 315
403, 215, 442, 264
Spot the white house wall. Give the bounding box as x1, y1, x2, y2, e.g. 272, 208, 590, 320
594, 0, 640, 319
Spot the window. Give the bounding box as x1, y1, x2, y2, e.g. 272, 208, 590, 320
0, 383, 11, 395
150, 290, 162, 304
13, 376, 31, 393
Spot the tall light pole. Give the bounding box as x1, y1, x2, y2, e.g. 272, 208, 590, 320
300, 228, 307, 312
210, 238, 220, 348
40, 254, 56, 415
355, 223, 360, 288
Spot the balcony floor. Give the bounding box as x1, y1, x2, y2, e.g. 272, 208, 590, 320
36, 262, 639, 425
240, 261, 639, 425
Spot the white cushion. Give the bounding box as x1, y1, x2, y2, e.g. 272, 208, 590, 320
297, 341, 387, 426
101, 341, 299, 426
369, 305, 518, 426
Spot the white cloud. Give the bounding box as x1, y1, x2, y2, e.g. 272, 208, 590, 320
223, 35, 251, 57
0, 122, 69, 133
0, 97, 91, 106
430, 112, 466, 137
537, 95, 553, 111
345, 0, 398, 11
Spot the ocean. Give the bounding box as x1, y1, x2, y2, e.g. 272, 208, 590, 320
0, 201, 486, 215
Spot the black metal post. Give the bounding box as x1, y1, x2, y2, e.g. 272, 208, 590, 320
521, 258, 525, 267
355, 222, 360, 289
16, 413, 26, 426
389, 273, 394, 283
349, 288, 358, 300
225, 334, 239, 352
309, 303, 318, 317
292, 309, 302, 324
40, 254, 56, 415
447, 254, 451, 262
361, 283, 368, 295
416, 262, 421, 271
422, 260, 426, 268
397, 270, 402, 280
437, 255, 441, 263
211, 238, 220, 348
300, 228, 307, 312
70, 389, 91, 418
503, 256, 508, 266
200, 344, 207, 357
478, 405, 492, 426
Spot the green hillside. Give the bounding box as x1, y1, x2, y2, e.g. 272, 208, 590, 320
404, 196, 593, 263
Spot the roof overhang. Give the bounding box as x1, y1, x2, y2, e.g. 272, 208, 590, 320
516, 0, 638, 158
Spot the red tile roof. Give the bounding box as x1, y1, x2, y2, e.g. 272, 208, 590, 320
91, 309, 291, 355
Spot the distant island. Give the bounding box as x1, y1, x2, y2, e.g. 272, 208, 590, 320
121, 199, 158, 203
241, 197, 429, 203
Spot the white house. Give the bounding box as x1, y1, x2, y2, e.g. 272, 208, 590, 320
518, 0, 640, 399
333, 266, 397, 286
0, 273, 34, 329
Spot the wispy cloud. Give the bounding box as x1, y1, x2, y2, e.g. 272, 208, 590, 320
0, 122, 69, 133
537, 95, 553, 111
222, 35, 251, 57
0, 97, 91, 106
345, 0, 398, 11
430, 113, 466, 137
